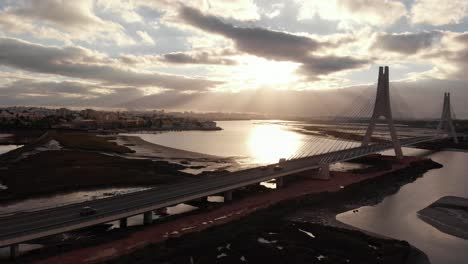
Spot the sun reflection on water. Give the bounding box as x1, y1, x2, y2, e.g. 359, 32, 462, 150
247, 123, 304, 164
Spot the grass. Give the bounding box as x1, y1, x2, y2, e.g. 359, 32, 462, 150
46, 131, 133, 154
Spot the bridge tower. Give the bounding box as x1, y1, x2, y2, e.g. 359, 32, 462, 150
437, 92, 458, 143
362, 66, 403, 159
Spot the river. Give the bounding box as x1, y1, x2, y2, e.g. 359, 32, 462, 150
124, 120, 359, 167
337, 150, 468, 264
1, 121, 466, 262
126, 121, 468, 263
0, 121, 360, 215
0, 144, 22, 155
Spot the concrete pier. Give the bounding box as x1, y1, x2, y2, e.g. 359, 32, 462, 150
10, 244, 19, 259
155, 207, 167, 216
224, 190, 233, 202
275, 177, 284, 188
438, 93, 458, 144
362, 66, 403, 159
143, 212, 153, 225
305, 165, 331, 180
318, 165, 330, 180
301, 165, 330, 180
119, 218, 127, 228
193, 197, 205, 202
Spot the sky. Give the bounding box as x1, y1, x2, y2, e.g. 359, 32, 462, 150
0, 0, 468, 118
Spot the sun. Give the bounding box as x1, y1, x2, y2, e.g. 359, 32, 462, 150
233, 56, 301, 88
247, 122, 304, 164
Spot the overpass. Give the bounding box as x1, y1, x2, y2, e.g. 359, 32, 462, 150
0, 66, 463, 258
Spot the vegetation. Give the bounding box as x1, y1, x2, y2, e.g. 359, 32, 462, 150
48, 131, 133, 154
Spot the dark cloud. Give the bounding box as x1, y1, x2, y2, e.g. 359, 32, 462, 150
454, 32, 468, 45
180, 5, 319, 61
118, 54, 140, 65
163, 51, 237, 65
299, 55, 368, 78
0, 38, 221, 91
179, 6, 368, 78
373, 31, 442, 54
421, 32, 468, 81
11, 0, 99, 28
0, 79, 145, 107
0, 80, 97, 96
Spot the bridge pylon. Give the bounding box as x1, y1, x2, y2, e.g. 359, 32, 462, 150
362, 66, 403, 159
437, 92, 458, 143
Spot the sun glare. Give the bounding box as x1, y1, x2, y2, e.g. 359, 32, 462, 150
247, 123, 303, 164
234, 56, 300, 88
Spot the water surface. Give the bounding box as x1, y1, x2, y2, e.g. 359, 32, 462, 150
0, 144, 22, 155
125, 120, 359, 166
337, 150, 468, 264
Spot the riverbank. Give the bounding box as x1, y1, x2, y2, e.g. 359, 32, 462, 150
115, 135, 225, 161
21, 156, 441, 264
414, 137, 468, 151
114, 157, 438, 264
417, 196, 468, 240
0, 131, 228, 204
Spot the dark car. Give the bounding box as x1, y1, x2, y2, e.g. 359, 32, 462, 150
80, 206, 97, 216
273, 165, 283, 171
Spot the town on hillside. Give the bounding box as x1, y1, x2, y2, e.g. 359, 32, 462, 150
0, 107, 221, 132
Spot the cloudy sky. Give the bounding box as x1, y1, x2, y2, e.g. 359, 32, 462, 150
1, 0, 468, 117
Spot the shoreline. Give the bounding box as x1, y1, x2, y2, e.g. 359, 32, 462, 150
115, 135, 224, 161
19, 156, 441, 264
0, 131, 220, 204
0, 131, 239, 211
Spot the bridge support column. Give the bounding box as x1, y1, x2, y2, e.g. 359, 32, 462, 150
143, 212, 152, 225
193, 197, 205, 202
119, 218, 128, 228
275, 177, 283, 188
10, 244, 19, 260
317, 165, 330, 180
224, 190, 233, 202
155, 207, 167, 216
362, 66, 403, 159
438, 92, 458, 144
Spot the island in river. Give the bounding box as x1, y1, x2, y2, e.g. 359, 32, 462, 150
418, 196, 468, 240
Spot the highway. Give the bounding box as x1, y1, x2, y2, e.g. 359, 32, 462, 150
0, 135, 444, 248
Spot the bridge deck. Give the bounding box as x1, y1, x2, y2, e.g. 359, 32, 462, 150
0, 135, 443, 247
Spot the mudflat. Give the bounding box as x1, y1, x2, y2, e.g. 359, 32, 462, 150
418, 196, 468, 240
0, 131, 209, 203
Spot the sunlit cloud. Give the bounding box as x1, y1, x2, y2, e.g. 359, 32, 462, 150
0, 0, 466, 117
411, 0, 468, 26
296, 0, 407, 26
136, 30, 156, 45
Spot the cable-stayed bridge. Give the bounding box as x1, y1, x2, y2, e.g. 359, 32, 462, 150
0, 66, 463, 258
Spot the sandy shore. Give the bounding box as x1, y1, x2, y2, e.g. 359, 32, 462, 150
114, 135, 240, 173
116, 135, 221, 160
418, 196, 468, 240
0, 132, 211, 203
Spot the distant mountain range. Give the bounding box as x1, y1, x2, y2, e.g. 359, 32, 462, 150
118, 79, 468, 119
